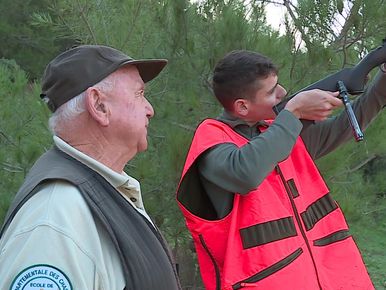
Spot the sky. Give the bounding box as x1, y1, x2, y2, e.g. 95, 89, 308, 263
265, 2, 287, 33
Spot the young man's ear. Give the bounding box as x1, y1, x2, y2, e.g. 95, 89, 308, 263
85, 87, 110, 126
233, 98, 249, 117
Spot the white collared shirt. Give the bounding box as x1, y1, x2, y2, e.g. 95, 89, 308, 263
54, 136, 154, 225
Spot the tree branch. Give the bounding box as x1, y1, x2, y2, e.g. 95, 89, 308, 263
76, 0, 97, 44
283, 0, 313, 52
329, 154, 378, 182
333, 0, 363, 49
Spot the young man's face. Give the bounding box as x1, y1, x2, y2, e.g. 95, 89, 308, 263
241, 73, 287, 124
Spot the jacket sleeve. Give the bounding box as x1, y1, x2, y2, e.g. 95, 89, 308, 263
198, 110, 302, 194
0, 181, 123, 290
0, 225, 98, 289
301, 70, 386, 159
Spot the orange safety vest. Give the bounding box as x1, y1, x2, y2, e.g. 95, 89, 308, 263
177, 119, 373, 290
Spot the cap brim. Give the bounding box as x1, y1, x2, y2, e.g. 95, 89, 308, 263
120, 59, 168, 83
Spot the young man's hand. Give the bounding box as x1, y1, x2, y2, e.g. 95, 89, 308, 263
284, 89, 343, 121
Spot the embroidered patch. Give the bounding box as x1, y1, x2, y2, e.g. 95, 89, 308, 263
10, 264, 72, 290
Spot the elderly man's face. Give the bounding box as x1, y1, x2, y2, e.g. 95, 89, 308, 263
107, 66, 154, 154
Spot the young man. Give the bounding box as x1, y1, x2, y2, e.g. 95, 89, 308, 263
177, 50, 386, 289
0, 45, 181, 290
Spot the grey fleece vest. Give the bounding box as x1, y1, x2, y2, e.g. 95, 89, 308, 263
1, 147, 181, 290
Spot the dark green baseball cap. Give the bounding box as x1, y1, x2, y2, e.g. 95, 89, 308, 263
40, 45, 168, 112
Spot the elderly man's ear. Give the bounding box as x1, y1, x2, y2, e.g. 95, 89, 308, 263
85, 88, 110, 126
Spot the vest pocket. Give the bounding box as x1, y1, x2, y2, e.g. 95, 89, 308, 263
239, 217, 297, 249
232, 248, 303, 289
300, 194, 338, 231
313, 229, 351, 246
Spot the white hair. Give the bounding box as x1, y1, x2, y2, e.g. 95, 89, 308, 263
48, 74, 116, 135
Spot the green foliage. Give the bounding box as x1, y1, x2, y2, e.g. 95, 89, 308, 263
0, 60, 52, 222
349, 203, 386, 289
0, 0, 76, 79
1, 0, 386, 288
296, 0, 336, 43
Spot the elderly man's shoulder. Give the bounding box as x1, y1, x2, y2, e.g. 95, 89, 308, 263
0, 180, 125, 290
2, 181, 97, 245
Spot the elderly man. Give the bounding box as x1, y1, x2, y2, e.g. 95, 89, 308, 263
0, 45, 181, 290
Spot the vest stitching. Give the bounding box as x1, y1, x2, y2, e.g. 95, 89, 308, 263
199, 234, 221, 290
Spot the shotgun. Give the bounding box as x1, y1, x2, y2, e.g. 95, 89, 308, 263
273, 38, 386, 141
